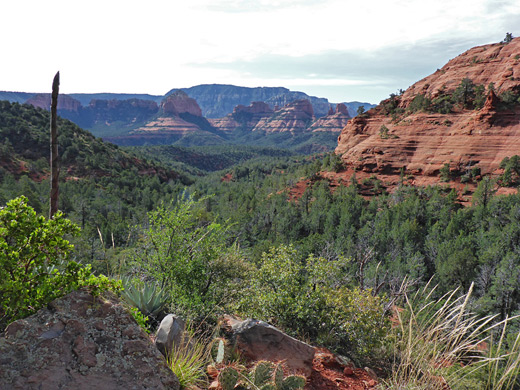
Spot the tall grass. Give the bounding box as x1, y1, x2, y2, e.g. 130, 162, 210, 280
477, 317, 520, 390
383, 280, 520, 389
167, 324, 211, 390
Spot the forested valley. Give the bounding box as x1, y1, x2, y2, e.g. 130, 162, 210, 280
3, 100, 520, 388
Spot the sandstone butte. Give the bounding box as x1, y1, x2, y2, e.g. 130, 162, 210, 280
210, 100, 351, 134
130, 90, 206, 136
335, 37, 520, 183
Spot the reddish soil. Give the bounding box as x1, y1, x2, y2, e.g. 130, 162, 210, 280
221, 173, 233, 182
285, 167, 516, 207
207, 349, 378, 390
306, 349, 378, 390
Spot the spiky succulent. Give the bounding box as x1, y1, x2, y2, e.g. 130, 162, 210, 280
120, 277, 168, 319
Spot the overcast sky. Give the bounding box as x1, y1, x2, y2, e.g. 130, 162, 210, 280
1, 0, 518, 104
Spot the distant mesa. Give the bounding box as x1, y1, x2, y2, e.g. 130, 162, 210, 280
211, 99, 322, 134
26, 93, 82, 112
174, 84, 332, 118
209, 101, 274, 132
336, 103, 349, 115
234, 101, 273, 115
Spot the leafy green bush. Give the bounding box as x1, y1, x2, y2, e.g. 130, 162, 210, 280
499, 155, 520, 186
128, 307, 150, 333
379, 125, 390, 139
130, 194, 247, 320
324, 287, 390, 359
439, 163, 451, 182
241, 245, 390, 364
408, 94, 432, 113
0, 196, 118, 330
432, 93, 454, 113
499, 90, 520, 108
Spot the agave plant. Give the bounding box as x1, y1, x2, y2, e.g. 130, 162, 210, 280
121, 277, 169, 320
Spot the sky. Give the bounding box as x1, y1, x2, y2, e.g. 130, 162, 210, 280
1, 0, 519, 104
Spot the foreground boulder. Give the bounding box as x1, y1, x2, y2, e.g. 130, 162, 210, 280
0, 289, 179, 390
155, 314, 186, 358
224, 317, 316, 376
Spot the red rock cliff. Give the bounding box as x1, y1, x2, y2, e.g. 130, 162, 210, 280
210, 101, 274, 132
253, 99, 315, 134
335, 38, 520, 176
309, 103, 351, 133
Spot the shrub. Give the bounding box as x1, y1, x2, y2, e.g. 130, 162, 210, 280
432, 94, 454, 114
324, 287, 390, 360
130, 195, 247, 320
439, 163, 451, 182
499, 90, 520, 109
380, 125, 390, 139
499, 155, 520, 186
0, 196, 118, 330
408, 94, 432, 113
503, 32, 514, 44
474, 85, 486, 109
241, 245, 390, 364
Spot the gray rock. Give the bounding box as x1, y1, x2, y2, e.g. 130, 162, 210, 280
227, 318, 316, 376
155, 314, 186, 359
0, 289, 179, 390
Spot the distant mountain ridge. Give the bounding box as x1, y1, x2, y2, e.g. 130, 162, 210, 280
0, 85, 375, 153
0, 84, 374, 122
174, 84, 332, 118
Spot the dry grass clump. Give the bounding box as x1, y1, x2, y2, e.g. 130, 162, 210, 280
383, 280, 520, 389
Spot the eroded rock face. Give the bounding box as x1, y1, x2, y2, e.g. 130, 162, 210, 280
26, 93, 82, 112
87, 98, 159, 123
209, 101, 274, 132
224, 317, 316, 376
0, 289, 179, 390
253, 99, 315, 133
309, 103, 351, 133
335, 38, 520, 176
161, 90, 203, 117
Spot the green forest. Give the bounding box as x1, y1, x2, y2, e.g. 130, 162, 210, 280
2, 101, 520, 389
